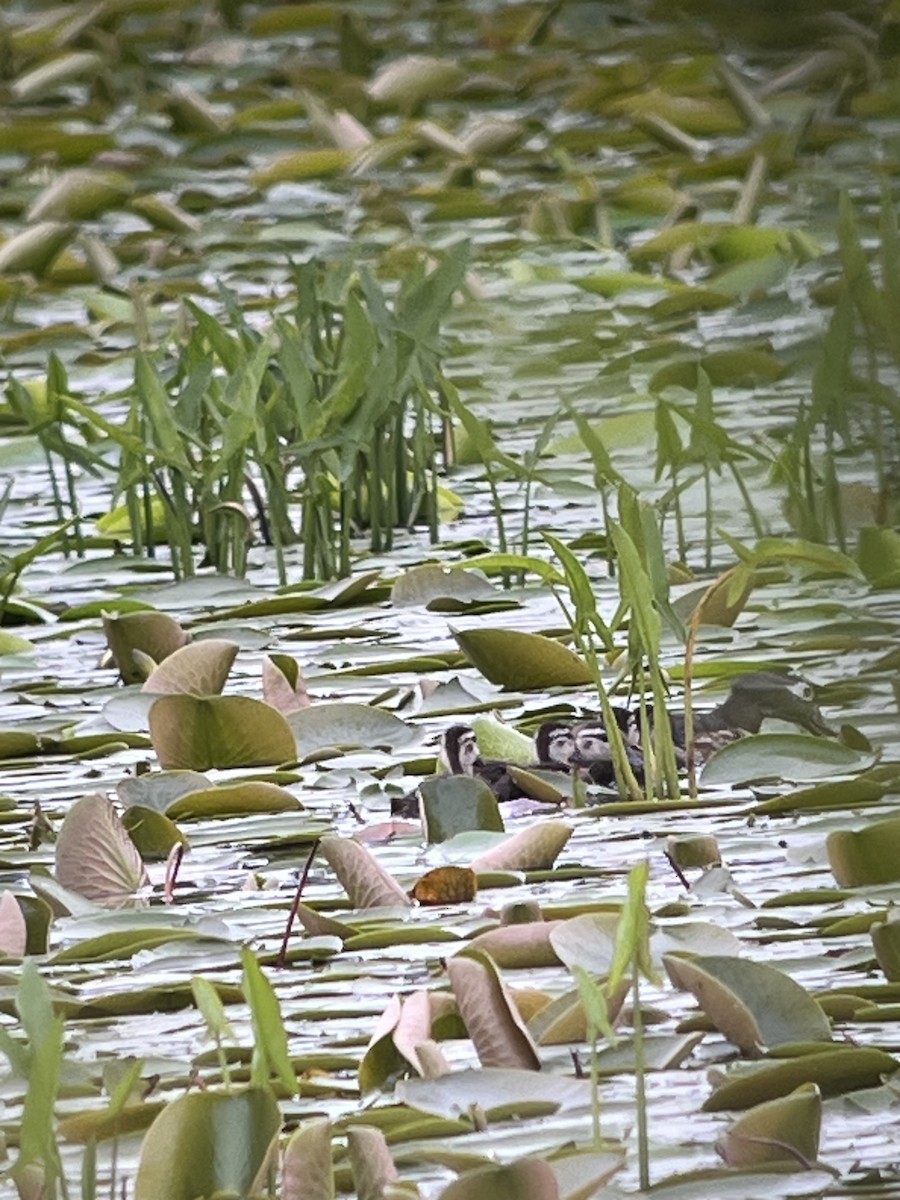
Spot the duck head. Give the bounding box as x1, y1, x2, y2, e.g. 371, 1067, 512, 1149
534, 721, 576, 767
722, 671, 835, 736
440, 724, 481, 775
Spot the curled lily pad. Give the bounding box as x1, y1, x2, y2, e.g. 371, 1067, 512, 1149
0, 892, 27, 958
282, 1118, 334, 1200
121, 806, 187, 859
262, 654, 310, 715
454, 628, 593, 690
718, 1083, 822, 1169
827, 814, 900, 886
419, 775, 505, 842
447, 949, 540, 1070
318, 836, 411, 909
436, 1158, 559, 1200
103, 611, 188, 685
141, 639, 238, 696
55, 794, 148, 904
471, 821, 572, 872
288, 703, 415, 758
703, 1047, 899, 1112
663, 954, 832, 1054
149, 696, 296, 770
134, 1087, 280, 1200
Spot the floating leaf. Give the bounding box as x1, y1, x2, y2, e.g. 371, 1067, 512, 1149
436, 1158, 560, 1200
133, 1088, 280, 1200
700, 734, 875, 786
703, 1047, 898, 1112
103, 611, 188, 685
346, 1125, 398, 1200
872, 917, 900, 981
468, 923, 562, 970
288, 703, 415, 758
447, 949, 540, 1070
411, 866, 477, 906
141, 639, 238, 696
0, 892, 27, 958
117, 771, 211, 814
28, 169, 133, 221
263, 654, 310, 715
827, 814, 900, 886
470, 716, 534, 764
664, 954, 831, 1053
398, 1067, 592, 1119
55, 794, 148, 903
121, 806, 187, 859
282, 1117, 335, 1200
419, 775, 505, 842
318, 836, 412, 909
719, 1083, 822, 1169
0, 221, 73, 276
253, 149, 352, 189
471, 821, 572, 872
167, 782, 301, 820
392, 564, 497, 607
149, 696, 296, 770
367, 55, 463, 108
454, 628, 593, 689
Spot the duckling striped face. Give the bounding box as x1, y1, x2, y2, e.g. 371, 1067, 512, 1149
573, 721, 612, 764
535, 722, 576, 766
440, 725, 480, 775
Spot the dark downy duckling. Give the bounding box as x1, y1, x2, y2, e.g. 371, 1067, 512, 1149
441, 721, 578, 803
572, 719, 646, 787
392, 721, 577, 816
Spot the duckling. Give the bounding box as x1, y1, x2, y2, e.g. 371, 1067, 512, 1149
391, 721, 576, 816
441, 721, 577, 802
572, 719, 646, 787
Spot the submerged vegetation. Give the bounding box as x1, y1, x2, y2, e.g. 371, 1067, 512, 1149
2, 0, 900, 1197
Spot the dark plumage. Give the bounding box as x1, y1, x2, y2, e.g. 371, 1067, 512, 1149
391, 721, 577, 816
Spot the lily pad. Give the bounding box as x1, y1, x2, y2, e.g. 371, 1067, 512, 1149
419, 775, 505, 842
453, 628, 593, 690
700, 734, 876, 786
55, 794, 148, 904
718, 1083, 822, 1169
167, 782, 301, 821
141, 639, 239, 695
827, 814, 900, 886
134, 1087, 280, 1200
287, 703, 416, 758
703, 1047, 899, 1112
392, 564, 497, 607
663, 954, 832, 1053
149, 696, 297, 770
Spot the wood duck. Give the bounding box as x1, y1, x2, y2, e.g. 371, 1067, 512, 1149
667, 670, 834, 747
575, 670, 834, 778
392, 721, 577, 816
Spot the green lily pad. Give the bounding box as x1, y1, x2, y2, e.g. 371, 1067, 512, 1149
121, 806, 188, 859
167, 782, 301, 820
141, 639, 238, 696
700, 734, 876, 786
134, 1087, 280, 1200
149, 696, 297, 770
718, 1082, 822, 1169
118, 771, 211, 814
663, 954, 832, 1053
453, 628, 593, 689
287, 703, 415, 758
827, 814, 900, 886
392, 564, 497, 607
703, 1047, 899, 1112
419, 775, 505, 842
